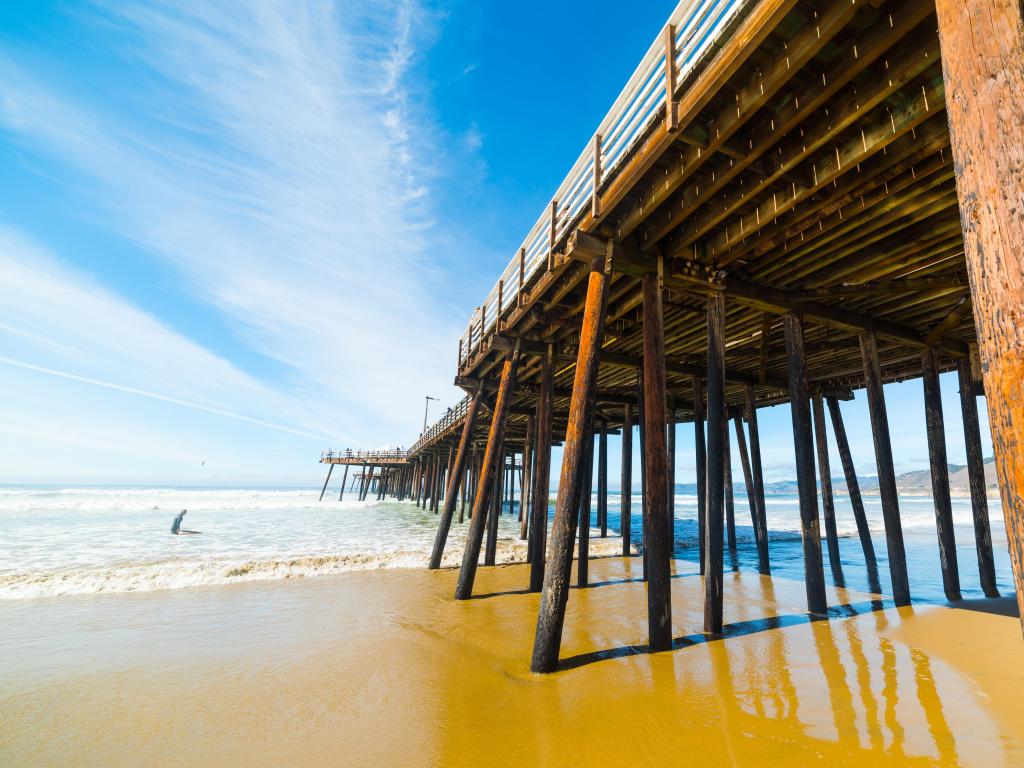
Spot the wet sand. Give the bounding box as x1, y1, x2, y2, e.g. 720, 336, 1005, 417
3, 555, 1023, 767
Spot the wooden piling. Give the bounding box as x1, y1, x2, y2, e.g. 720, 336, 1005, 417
921, 347, 962, 601
531, 251, 609, 673
956, 357, 999, 597
432, 453, 443, 513
339, 464, 349, 501
667, 407, 676, 525
485, 448, 504, 566
642, 270, 673, 651
732, 416, 757, 546
598, 423, 608, 538
812, 392, 844, 583
705, 293, 726, 634
724, 423, 736, 551
318, 463, 334, 502
826, 396, 877, 566
520, 416, 534, 540
429, 386, 484, 569
936, 0, 1024, 629
693, 375, 707, 575
743, 385, 771, 573
529, 346, 553, 592
784, 313, 827, 615
578, 429, 594, 587
621, 402, 633, 557
456, 341, 522, 600
638, 376, 647, 582
859, 330, 911, 606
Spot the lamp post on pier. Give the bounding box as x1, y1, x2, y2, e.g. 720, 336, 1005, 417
422, 396, 438, 435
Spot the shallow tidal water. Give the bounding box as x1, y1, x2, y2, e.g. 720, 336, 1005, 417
0, 485, 1012, 602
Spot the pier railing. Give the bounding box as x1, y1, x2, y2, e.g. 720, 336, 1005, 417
457, 0, 748, 367
408, 397, 472, 457
321, 449, 408, 462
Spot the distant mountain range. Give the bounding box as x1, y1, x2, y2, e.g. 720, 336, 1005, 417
671, 457, 998, 497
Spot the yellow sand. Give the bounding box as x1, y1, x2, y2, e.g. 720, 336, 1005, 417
2, 556, 1023, 766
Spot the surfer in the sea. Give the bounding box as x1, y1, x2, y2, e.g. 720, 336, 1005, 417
171, 510, 200, 535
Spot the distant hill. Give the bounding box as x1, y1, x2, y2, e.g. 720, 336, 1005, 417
833, 456, 996, 496
669, 458, 997, 497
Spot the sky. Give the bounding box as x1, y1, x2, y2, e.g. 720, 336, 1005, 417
0, 0, 993, 487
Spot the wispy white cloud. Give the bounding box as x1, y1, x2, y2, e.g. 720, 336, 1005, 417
0, 0, 469, 468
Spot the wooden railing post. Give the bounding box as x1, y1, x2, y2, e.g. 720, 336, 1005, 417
591, 134, 603, 217
664, 23, 678, 130
547, 200, 558, 271
518, 248, 526, 308
497, 279, 504, 332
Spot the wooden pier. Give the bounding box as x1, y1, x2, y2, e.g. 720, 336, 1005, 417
318, 0, 1024, 672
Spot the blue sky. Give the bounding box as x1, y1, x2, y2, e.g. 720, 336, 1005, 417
0, 0, 992, 486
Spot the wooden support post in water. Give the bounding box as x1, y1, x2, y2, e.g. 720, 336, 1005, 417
784, 314, 827, 615
637, 376, 647, 581
444, 444, 455, 505
456, 341, 522, 599
529, 346, 553, 592
598, 423, 608, 538
859, 330, 911, 606
460, 449, 471, 524
744, 386, 771, 573
429, 386, 484, 569
318, 464, 334, 502
956, 357, 999, 597
531, 250, 609, 672
433, 453, 444, 513
485, 448, 504, 566
578, 430, 594, 587
826, 396, 877, 566
922, 347, 962, 601
733, 416, 757, 547
936, 0, 1024, 626
520, 416, 534, 540
724, 424, 736, 551
621, 402, 633, 556
667, 405, 676, 529
339, 464, 349, 501
705, 293, 726, 634
812, 392, 844, 584
693, 375, 707, 575
362, 462, 374, 505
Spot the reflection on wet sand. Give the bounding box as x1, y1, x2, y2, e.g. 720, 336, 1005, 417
1, 555, 1019, 766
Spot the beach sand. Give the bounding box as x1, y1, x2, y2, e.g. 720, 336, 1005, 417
3, 555, 1023, 766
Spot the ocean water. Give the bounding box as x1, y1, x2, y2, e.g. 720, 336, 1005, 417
0, 485, 1014, 601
